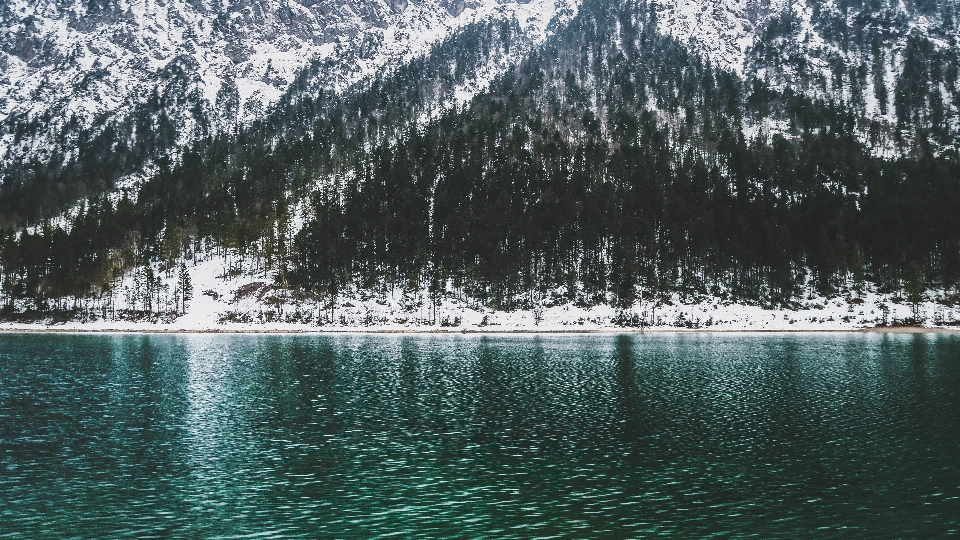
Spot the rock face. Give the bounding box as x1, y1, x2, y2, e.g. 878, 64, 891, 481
0, 0, 574, 164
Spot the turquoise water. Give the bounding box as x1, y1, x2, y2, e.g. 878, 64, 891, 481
1, 333, 958, 538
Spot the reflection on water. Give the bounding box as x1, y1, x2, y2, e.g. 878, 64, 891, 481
1, 333, 959, 537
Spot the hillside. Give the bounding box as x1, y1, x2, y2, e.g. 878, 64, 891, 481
2, 0, 960, 329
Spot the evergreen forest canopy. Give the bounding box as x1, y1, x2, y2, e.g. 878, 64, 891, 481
2, 0, 960, 320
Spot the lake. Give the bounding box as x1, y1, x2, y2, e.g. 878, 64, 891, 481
1, 332, 958, 537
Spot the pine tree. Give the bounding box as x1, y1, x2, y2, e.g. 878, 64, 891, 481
904, 262, 925, 323
178, 262, 193, 315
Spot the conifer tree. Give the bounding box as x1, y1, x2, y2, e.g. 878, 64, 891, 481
178, 262, 193, 315
905, 262, 925, 322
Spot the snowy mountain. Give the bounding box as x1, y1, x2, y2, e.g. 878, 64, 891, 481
6, 0, 958, 175
0, 0, 577, 166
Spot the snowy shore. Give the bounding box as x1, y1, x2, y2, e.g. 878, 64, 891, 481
4, 318, 960, 334
3, 257, 959, 334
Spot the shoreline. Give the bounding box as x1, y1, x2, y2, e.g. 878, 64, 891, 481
2, 325, 958, 335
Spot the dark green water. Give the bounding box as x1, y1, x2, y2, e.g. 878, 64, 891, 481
1, 333, 959, 538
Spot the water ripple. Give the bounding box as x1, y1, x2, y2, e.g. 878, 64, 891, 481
1, 333, 959, 537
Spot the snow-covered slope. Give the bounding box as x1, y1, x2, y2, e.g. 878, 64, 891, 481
655, 0, 960, 149
653, 0, 787, 75
655, 0, 955, 78
0, 0, 577, 164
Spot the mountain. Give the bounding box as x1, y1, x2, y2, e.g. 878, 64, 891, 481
284, 0, 960, 308
2, 0, 960, 327
0, 0, 577, 220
